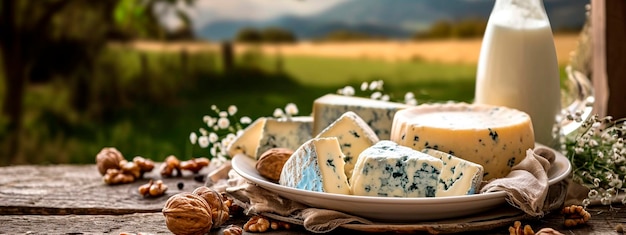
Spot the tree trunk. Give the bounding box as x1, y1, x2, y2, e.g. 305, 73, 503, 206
0, 0, 26, 164
1, 49, 27, 164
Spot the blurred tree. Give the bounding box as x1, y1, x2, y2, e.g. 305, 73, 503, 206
235, 27, 263, 43
319, 30, 382, 42
0, 0, 194, 163
235, 27, 296, 43
261, 27, 297, 43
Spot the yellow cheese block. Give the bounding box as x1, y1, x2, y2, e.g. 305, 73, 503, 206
390, 102, 535, 180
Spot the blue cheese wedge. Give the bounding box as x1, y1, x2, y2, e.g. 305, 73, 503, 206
315, 111, 379, 180
279, 137, 351, 195
422, 149, 484, 197
350, 140, 443, 197
390, 102, 534, 180
313, 94, 410, 140
227, 116, 312, 159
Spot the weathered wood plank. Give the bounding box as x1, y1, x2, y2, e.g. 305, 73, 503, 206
1, 164, 625, 234
0, 164, 208, 215
0, 207, 624, 235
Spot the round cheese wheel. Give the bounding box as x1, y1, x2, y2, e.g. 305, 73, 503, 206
390, 102, 535, 180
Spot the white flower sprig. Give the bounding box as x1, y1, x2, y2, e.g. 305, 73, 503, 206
189, 105, 252, 163
273, 103, 299, 120
563, 112, 626, 207
337, 80, 417, 105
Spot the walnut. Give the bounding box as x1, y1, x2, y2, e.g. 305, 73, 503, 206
180, 157, 210, 174
244, 215, 270, 233
133, 156, 155, 173
256, 148, 293, 181
162, 192, 213, 235
160, 155, 181, 177
223, 225, 243, 235
103, 169, 135, 185
270, 220, 292, 230
119, 160, 141, 179
508, 221, 534, 235
562, 205, 591, 227
96, 147, 125, 176
138, 180, 168, 197
193, 186, 229, 227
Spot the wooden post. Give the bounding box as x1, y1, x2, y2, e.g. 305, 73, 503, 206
221, 41, 234, 72
592, 0, 626, 119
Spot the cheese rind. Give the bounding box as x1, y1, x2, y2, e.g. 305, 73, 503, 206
316, 111, 379, 180
350, 140, 443, 197
227, 116, 313, 159
279, 137, 351, 195
422, 148, 484, 197
390, 102, 534, 180
313, 94, 410, 140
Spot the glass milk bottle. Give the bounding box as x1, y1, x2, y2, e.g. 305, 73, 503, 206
475, 0, 561, 146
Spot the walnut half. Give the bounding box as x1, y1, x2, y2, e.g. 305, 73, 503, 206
256, 148, 293, 181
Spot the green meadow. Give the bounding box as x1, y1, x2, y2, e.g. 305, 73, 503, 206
0, 45, 500, 165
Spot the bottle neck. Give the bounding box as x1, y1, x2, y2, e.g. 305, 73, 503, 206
493, 0, 547, 19
490, 0, 550, 27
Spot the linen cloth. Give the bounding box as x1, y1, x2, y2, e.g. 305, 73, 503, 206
211, 147, 564, 233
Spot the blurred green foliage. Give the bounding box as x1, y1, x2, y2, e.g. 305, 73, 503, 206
414, 18, 488, 39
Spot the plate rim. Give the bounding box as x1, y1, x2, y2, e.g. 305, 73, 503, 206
231, 146, 571, 205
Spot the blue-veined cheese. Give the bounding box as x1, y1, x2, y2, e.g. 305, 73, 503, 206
279, 137, 351, 195
313, 94, 410, 140
315, 111, 379, 180
227, 116, 312, 159
421, 148, 484, 196
350, 140, 443, 197
390, 102, 534, 180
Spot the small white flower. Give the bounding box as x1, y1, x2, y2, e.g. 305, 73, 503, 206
370, 91, 382, 100
218, 117, 230, 129
381, 94, 390, 101
203, 115, 211, 124
376, 80, 384, 90
285, 103, 299, 116
369, 81, 378, 91
189, 132, 198, 144
209, 132, 219, 143
226, 133, 236, 142
236, 129, 244, 137
219, 111, 228, 118
211, 105, 217, 111
342, 86, 355, 96
199, 128, 208, 136
404, 92, 415, 100
228, 105, 238, 116
198, 136, 210, 148
360, 82, 368, 91
210, 146, 217, 156
206, 117, 215, 128
273, 108, 284, 118
240, 116, 252, 124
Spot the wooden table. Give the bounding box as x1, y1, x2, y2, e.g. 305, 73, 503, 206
1, 164, 624, 234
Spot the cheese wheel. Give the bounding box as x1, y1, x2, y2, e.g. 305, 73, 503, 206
390, 102, 535, 180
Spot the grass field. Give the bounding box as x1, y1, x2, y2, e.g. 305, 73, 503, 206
1, 35, 579, 165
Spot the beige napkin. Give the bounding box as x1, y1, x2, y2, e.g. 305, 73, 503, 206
480, 147, 554, 217
213, 147, 561, 233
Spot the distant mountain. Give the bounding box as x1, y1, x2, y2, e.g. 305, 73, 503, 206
196, 0, 588, 41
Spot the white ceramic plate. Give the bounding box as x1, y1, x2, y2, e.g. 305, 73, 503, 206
231, 148, 571, 222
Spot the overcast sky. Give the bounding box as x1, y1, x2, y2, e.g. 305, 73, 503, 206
166, 0, 349, 30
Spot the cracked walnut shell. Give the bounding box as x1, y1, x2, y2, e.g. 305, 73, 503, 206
256, 148, 293, 181
162, 192, 213, 235
193, 186, 229, 227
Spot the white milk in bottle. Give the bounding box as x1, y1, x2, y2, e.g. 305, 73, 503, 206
475, 0, 561, 146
